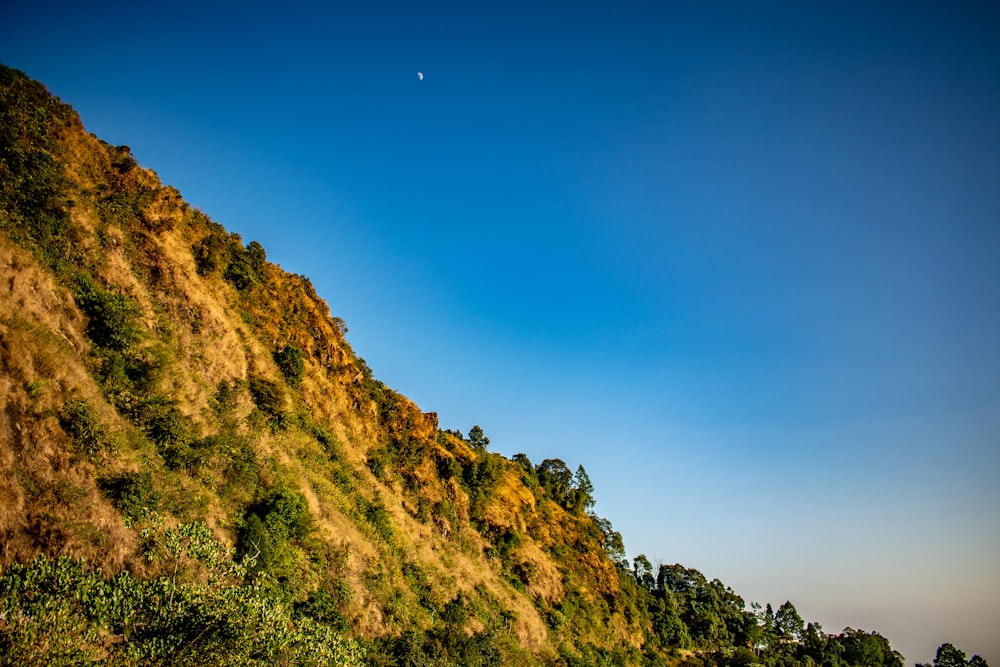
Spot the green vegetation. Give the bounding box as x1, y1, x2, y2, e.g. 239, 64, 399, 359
0, 522, 364, 666
274, 344, 305, 387
60, 398, 111, 457
0, 64, 76, 273
72, 275, 143, 352
98, 471, 160, 524
919, 643, 991, 667
536, 457, 596, 512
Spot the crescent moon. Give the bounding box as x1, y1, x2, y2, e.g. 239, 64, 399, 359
417, 72, 423, 80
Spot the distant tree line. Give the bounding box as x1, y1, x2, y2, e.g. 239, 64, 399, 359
624, 558, 988, 667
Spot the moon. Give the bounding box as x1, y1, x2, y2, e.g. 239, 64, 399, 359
417, 72, 423, 80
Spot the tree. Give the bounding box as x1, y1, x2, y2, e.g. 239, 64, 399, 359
651, 593, 692, 649
238, 488, 313, 589
933, 643, 989, 667
536, 458, 572, 506
774, 600, 804, 642
633, 554, 654, 590
762, 602, 775, 632
512, 453, 534, 477
657, 563, 703, 599
570, 465, 595, 512
836, 627, 903, 667
593, 515, 627, 566
935, 644, 968, 667
654, 564, 752, 649
801, 621, 830, 662
467, 425, 490, 450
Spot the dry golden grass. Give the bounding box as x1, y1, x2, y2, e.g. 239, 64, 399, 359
0, 77, 650, 661
0, 241, 140, 570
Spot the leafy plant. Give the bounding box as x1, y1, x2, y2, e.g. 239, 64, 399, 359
59, 399, 110, 456
248, 376, 284, 427
222, 239, 267, 291
73, 275, 142, 352
0, 66, 77, 274
356, 493, 394, 544
0, 526, 366, 666
237, 487, 314, 592
274, 344, 304, 387
98, 471, 159, 524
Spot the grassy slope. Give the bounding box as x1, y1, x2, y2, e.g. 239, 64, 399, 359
0, 64, 651, 664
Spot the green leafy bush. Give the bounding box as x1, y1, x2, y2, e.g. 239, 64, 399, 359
191, 223, 232, 276
0, 525, 366, 666
435, 454, 462, 481
222, 239, 267, 290
73, 275, 142, 352
98, 471, 159, 524
94, 181, 155, 231
356, 493, 394, 543
274, 344, 304, 387
212, 378, 242, 415
237, 488, 314, 591
59, 399, 110, 456
138, 395, 188, 447
215, 434, 262, 491
295, 588, 349, 630
248, 376, 284, 427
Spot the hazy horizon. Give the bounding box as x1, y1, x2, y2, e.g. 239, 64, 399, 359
3, 0, 998, 662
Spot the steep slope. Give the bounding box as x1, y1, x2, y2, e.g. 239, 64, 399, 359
0, 64, 650, 664
1, 65, 926, 667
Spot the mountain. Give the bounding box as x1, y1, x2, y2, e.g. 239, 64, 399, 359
0, 64, 958, 667
0, 62, 649, 666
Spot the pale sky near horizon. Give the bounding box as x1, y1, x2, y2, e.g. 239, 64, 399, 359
3, 1, 998, 663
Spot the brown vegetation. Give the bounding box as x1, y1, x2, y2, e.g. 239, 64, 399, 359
0, 63, 648, 664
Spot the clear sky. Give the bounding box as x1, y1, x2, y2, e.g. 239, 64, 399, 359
3, 1, 998, 662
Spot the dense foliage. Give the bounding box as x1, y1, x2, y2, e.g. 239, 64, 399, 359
0, 522, 365, 666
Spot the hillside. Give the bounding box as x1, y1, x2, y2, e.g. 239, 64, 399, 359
0, 64, 965, 667
0, 62, 656, 665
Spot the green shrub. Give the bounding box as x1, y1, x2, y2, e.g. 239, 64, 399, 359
59, 399, 109, 456
94, 184, 155, 231
73, 275, 142, 352
225, 440, 261, 483
436, 455, 462, 481
486, 528, 521, 565
0, 528, 366, 666
98, 471, 159, 524
274, 344, 304, 387
0, 66, 77, 274
251, 487, 312, 542
212, 378, 241, 416
125, 394, 194, 467
138, 395, 188, 446
367, 626, 504, 667
237, 488, 314, 590
94, 348, 152, 400
306, 421, 343, 457
248, 376, 284, 427
357, 494, 394, 543
401, 560, 438, 614
367, 449, 390, 481
294, 588, 349, 630
222, 239, 267, 290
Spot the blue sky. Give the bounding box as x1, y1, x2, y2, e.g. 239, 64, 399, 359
3, 0, 998, 662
